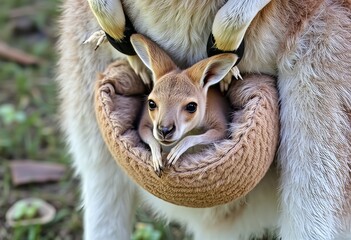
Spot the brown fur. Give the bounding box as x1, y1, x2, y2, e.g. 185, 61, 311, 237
57, 0, 351, 238
132, 34, 236, 173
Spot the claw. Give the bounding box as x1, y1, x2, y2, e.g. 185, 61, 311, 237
231, 66, 243, 80
155, 167, 162, 178
219, 66, 243, 93
167, 148, 182, 167
94, 35, 107, 50
151, 150, 163, 177
83, 30, 107, 50
152, 161, 162, 177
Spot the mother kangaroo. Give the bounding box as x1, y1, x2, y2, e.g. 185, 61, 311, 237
57, 0, 351, 239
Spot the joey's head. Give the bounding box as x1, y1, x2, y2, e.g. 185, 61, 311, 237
146, 74, 205, 145
131, 34, 237, 146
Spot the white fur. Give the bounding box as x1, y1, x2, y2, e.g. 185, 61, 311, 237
212, 0, 271, 50
57, 0, 351, 239
140, 168, 279, 240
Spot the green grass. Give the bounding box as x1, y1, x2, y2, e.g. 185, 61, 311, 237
0, 0, 187, 239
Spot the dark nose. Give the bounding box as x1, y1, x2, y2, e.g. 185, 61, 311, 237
157, 124, 175, 138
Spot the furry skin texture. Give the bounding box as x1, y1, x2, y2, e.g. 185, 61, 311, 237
132, 34, 236, 173
57, 0, 351, 239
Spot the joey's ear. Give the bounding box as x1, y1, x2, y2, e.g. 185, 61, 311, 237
185, 53, 238, 90
130, 34, 177, 81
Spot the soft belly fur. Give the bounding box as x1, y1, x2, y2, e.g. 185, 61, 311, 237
57, 0, 351, 239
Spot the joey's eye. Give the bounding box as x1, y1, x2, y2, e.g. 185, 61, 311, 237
185, 102, 197, 113
148, 100, 157, 110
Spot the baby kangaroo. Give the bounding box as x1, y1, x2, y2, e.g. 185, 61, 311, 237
130, 34, 237, 175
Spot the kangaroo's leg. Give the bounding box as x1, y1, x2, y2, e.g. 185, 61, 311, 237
57, 1, 138, 239
277, 3, 351, 239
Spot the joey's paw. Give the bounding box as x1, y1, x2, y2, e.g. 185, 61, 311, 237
83, 30, 107, 50
127, 55, 152, 87
167, 142, 189, 167
151, 151, 163, 177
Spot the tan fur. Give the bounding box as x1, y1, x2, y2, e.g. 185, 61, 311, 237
130, 35, 178, 80
57, 0, 351, 239
132, 34, 236, 174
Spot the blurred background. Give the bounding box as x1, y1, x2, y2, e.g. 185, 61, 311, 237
0, 0, 187, 239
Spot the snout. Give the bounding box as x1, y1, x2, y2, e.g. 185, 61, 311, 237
157, 124, 175, 139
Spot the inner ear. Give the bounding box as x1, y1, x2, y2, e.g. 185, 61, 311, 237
130, 39, 151, 69
185, 54, 237, 88
201, 62, 224, 87
130, 34, 178, 80
200, 57, 237, 89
